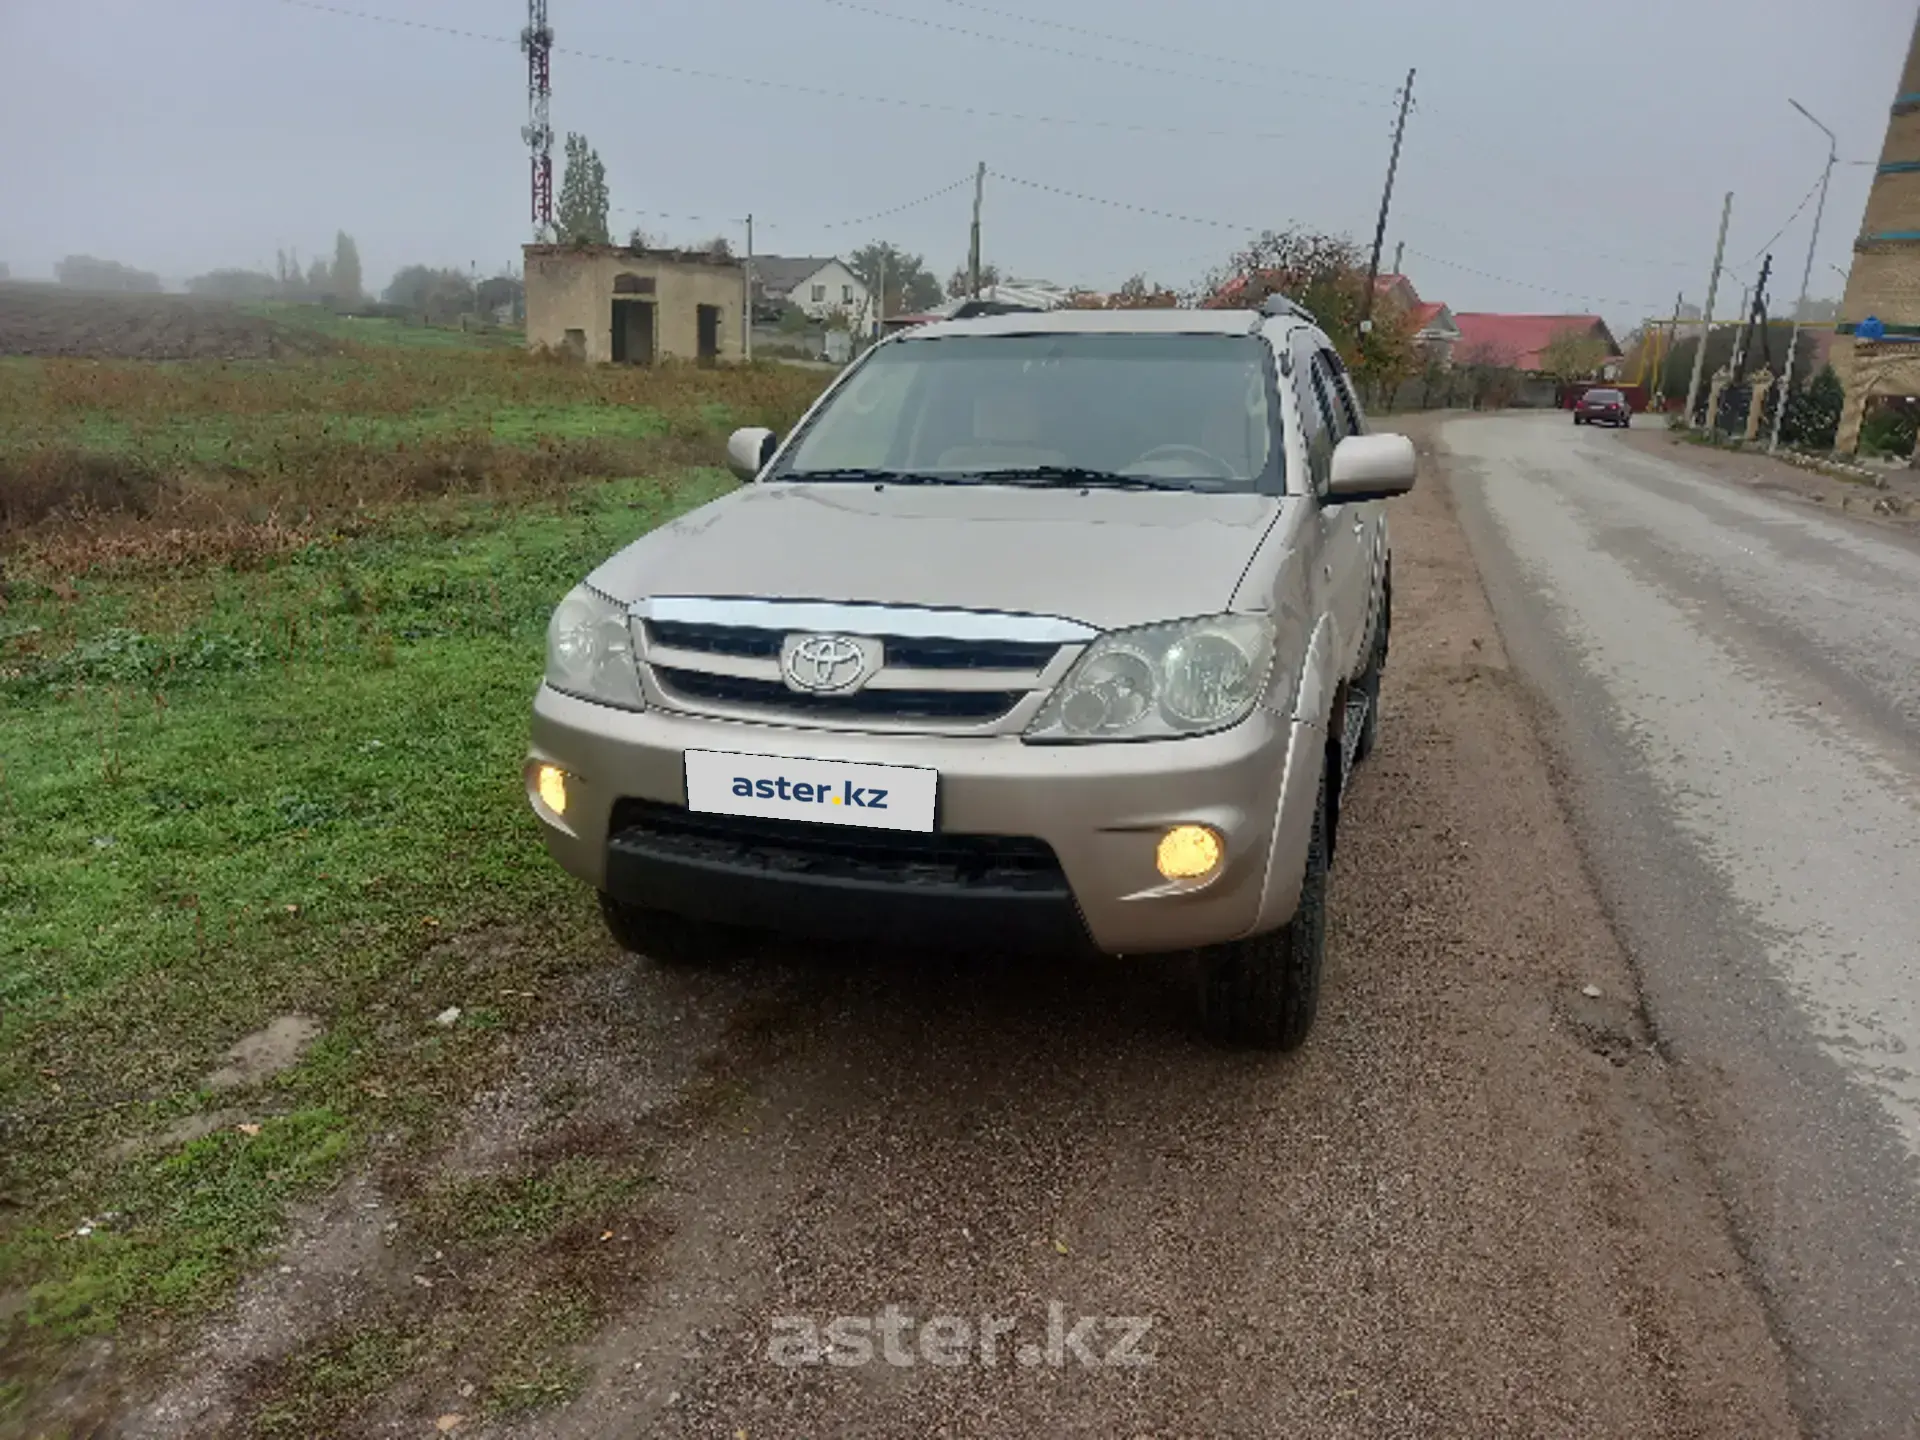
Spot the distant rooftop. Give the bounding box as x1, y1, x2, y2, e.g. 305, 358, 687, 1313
522, 242, 742, 269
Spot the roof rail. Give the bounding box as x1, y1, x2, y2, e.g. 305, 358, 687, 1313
1259, 294, 1318, 324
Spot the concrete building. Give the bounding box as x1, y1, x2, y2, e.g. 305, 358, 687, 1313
1835, 8, 1920, 451
522, 244, 745, 365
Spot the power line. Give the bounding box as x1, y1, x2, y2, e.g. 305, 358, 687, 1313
274, 0, 1289, 141
1742, 174, 1824, 269
817, 0, 1394, 110
1404, 247, 1662, 313
918, 0, 1397, 91
608, 174, 972, 241
1396, 210, 1696, 273
816, 174, 976, 231
989, 171, 1274, 232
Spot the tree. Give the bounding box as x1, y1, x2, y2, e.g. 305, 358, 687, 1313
305, 256, 332, 298
55, 255, 163, 292
1795, 296, 1839, 323
1537, 326, 1611, 383
332, 231, 363, 303
1456, 341, 1522, 410
1063, 274, 1181, 310
476, 273, 525, 321
383, 264, 476, 322
557, 132, 611, 245
186, 269, 280, 300
947, 262, 1001, 299
848, 242, 943, 316
1198, 228, 1416, 399
1781, 364, 1844, 450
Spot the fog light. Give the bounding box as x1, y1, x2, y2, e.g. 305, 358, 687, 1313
535, 763, 568, 816
1156, 824, 1223, 882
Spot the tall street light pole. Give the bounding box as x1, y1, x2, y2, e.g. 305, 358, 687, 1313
1769, 99, 1838, 454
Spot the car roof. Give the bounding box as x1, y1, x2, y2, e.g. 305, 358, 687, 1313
901, 308, 1269, 341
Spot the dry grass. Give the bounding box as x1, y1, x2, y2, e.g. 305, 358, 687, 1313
0, 347, 828, 572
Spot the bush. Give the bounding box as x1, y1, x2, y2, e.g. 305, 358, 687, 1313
1860, 405, 1916, 458
1781, 365, 1843, 450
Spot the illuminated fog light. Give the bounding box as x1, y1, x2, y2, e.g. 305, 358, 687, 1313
1156, 824, 1223, 882
535, 764, 569, 816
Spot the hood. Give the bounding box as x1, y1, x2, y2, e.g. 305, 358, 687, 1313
586, 481, 1283, 632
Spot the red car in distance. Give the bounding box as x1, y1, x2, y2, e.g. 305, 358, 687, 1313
1573, 387, 1631, 428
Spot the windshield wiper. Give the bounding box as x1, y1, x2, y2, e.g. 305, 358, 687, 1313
966, 465, 1182, 491
776, 467, 969, 486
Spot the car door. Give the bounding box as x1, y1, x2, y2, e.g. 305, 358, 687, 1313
1301, 342, 1370, 682
1321, 346, 1387, 661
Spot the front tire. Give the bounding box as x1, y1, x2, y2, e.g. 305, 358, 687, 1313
599, 893, 741, 967
1197, 766, 1330, 1051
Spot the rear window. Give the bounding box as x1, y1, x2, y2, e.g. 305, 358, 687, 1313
1584, 389, 1624, 403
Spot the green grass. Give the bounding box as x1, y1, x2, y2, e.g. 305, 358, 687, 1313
242, 302, 525, 352
0, 464, 737, 1401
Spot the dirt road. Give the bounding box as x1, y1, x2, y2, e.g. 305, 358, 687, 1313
123, 417, 1800, 1438
1449, 412, 1920, 1439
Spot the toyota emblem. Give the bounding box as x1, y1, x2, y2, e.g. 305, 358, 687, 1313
781, 633, 879, 694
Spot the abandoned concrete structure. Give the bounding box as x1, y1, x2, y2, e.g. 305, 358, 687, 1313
522, 244, 744, 365
1835, 9, 1920, 451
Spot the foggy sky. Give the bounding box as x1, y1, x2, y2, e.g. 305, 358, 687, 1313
1, 0, 1913, 333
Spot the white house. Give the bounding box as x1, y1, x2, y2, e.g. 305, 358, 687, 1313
752, 256, 869, 323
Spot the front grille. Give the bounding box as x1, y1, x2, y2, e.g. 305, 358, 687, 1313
655, 668, 1022, 723
645, 620, 782, 660
611, 799, 1068, 892
645, 620, 1058, 673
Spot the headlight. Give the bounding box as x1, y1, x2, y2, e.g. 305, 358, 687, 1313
544, 584, 644, 710
1024, 614, 1279, 742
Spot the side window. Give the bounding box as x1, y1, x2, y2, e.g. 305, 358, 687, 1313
1294, 341, 1335, 495
1320, 347, 1364, 436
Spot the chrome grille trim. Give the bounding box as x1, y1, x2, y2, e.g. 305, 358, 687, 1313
627, 596, 1091, 733
631, 596, 1097, 645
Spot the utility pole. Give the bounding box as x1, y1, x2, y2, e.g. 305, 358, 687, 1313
1732, 257, 1771, 384
744, 213, 754, 362
877, 247, 888, 342
1361, 68, 1416, 334
1710, 283, 1748, 438
1392, 239, 1404, 277
1684, 191, 1733, 428
1655, 291, 1684, 408
1770, 100, 1839, 454
969, 162, 985, 299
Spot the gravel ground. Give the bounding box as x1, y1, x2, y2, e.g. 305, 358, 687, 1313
1615, 421, 1920, 528
118, 415, 1804, 1438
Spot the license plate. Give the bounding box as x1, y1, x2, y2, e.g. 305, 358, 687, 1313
684, 749, 938, 833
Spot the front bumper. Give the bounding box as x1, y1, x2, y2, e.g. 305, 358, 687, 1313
526, 685, 1323, 954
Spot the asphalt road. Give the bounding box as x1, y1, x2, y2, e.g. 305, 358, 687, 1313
1446, 411, 1920, 1440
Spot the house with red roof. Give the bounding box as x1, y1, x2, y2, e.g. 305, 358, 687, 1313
1449, 313, 1621, 374
1372, 274, 1461, 364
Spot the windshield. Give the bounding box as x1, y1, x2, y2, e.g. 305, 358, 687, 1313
773, 332, 1280, 492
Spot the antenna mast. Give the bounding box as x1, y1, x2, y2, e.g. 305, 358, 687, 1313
521, 0, 554, 238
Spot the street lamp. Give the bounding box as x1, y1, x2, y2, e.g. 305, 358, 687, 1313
1768, 98, 1839, 454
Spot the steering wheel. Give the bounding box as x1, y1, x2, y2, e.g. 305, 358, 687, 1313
1125, 443, 1237, 479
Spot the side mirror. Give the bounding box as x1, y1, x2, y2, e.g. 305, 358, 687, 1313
1327, 432, 1416, 502
726, 426, 778, 481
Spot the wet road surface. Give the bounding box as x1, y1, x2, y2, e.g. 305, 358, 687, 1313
1447, 411, 1920, 1439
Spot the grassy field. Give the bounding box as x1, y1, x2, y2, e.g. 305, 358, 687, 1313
0, 310, 828, 1426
